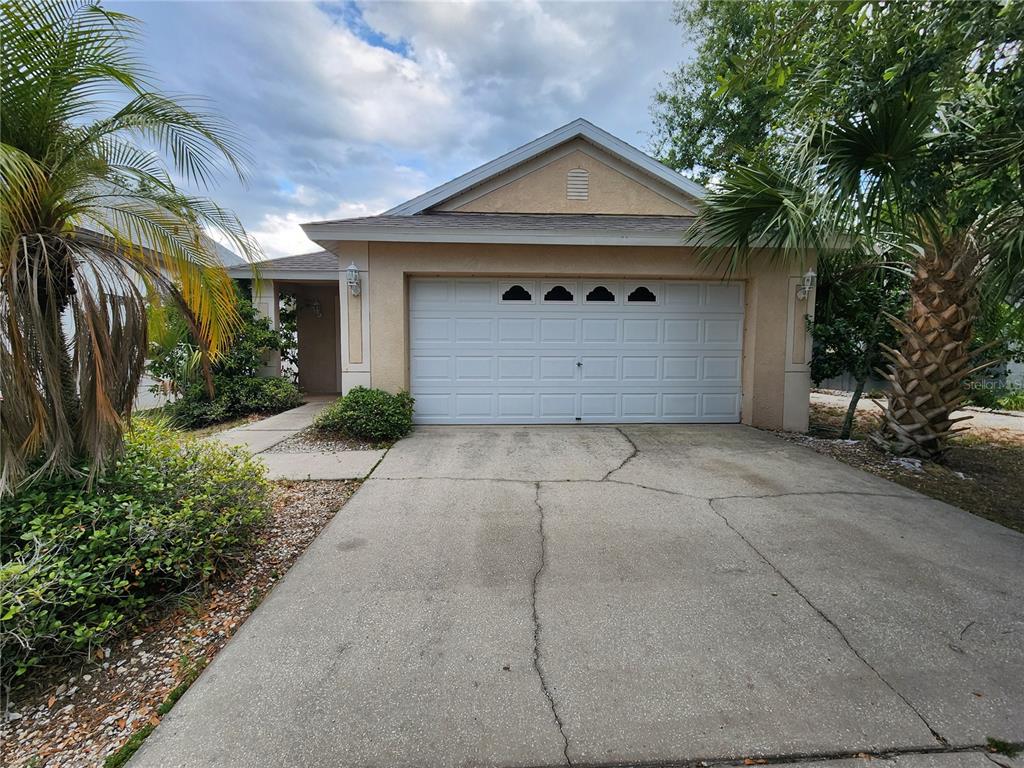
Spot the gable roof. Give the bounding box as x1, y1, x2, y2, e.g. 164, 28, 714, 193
384, 118, 706, 216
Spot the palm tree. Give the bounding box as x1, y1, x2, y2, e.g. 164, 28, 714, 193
693, 80, 1023, 459
1, 0, 260, 491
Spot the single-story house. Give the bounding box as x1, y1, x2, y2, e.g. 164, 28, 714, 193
229, 118, 815, 431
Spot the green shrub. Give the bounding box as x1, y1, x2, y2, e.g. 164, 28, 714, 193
0, 420, 270, 682
998, 388, 1024, 411
167, 376, 303, 428
151, 290, 302, 429
965, 384, 1024, 411
314, 387, 414, 442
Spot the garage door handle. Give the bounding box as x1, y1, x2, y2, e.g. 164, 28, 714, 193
576, 361, 583, 367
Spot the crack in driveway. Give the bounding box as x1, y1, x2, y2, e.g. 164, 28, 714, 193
381, 426, 960, 757
706, 496, 948, 747
531, 481, 573, 766
600, 427, 639, 481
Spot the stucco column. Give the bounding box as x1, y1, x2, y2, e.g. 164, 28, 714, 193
741, 271, 789, 430
367, 254, 407, 393
251, 278, 281, 377
335, 241, 371, 393
782, 270, 816, 432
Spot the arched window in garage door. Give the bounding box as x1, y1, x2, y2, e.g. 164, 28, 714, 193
501, 284, 532, 301
627, 286, 657, 303
543, 285, 574, 302
585, 285, 615, 302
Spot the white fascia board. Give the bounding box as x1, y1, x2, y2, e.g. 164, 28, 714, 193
228, 268, 340, 281
383, 118, 707, 216
304, 225, 695, 247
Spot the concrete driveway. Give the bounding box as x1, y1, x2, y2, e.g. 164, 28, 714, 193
131, 426, 1024, 768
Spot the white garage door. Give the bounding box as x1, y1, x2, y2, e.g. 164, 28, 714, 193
409, 278, 744, 424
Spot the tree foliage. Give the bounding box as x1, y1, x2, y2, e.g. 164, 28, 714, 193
656, 0, 1024, 457
1, 0, 260, 492
156, 292, 303, 428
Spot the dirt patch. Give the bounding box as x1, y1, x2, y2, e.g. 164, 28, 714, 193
777, 403, 1024, 534
262, 427, 387, 453
3, 480, 360, 768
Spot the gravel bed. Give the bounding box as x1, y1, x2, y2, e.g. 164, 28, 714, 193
775, 401, 1024, 533
3, 480, 360, 768
261, 427, 384, 454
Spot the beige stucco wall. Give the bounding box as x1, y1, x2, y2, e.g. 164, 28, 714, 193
361, 241, 811, 430
449, 146, 693, 216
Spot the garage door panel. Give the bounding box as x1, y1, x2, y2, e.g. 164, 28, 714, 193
454, 394, 493, 418
455, 318, 493, 343
665, 283, 702, 307
454, 279, 493, 304
410, 280, 450, 305
540, 357, 578, 381
581, 318, 618, 343
704, 318, 743, 344
412, 317, 450, 343
455, 356, 493, 382
623, 318, 660, 343
580, 393, 618, 419
580, 356, 617, 380
540, 393, 576, 418
497, 393, 535, 417
414, 393, 452, 417
540, 318, 577, 342
702, 355, 741, 382
663, 356, 699, 381
411, 355, 451, 381
497, 356, 535, 381
664, 319, 700, 343
409, 278, 744, 424
622, 356, 659, 380
622, 393, 659, 418
705, 282, 744, 310
497, 317, 536, 343
703, 392, 742, 418
663, 393, 699, 417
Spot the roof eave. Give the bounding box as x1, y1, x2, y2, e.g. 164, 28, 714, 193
227, 266, 340, 280
302, 224, 699, 248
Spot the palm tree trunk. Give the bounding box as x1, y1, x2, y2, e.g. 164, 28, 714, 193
874, 239, 988, 459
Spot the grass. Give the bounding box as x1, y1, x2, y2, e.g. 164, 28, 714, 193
101, 653, 209, 767
102, 724, 156, 768
796, 402, 1024, 533
986, 737, 1022, 758
132, 407, 263, 438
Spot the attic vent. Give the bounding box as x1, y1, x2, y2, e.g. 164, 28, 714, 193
566, 168, 589, 200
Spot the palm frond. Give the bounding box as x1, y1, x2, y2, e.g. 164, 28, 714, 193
1, 0, 260, 493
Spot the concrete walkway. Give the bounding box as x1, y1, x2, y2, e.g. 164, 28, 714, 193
812, 391, 1024, 434
132, 425, 1024, 768
210, 397, 386, 480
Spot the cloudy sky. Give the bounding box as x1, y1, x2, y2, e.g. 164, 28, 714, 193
111, 1, 691, 260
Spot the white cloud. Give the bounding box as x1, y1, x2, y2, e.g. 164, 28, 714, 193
110, 0, 688, 259
249, 200, 388, 260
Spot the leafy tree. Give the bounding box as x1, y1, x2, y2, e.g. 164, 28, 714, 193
1, 1, 260, 490
661, 0, 1024, 458
810, 257, 907, 438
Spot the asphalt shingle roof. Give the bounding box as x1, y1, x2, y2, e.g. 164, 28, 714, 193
232, 251, 338, 273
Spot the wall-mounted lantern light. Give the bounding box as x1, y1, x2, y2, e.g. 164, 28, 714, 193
796, 269, 817, 301
346, 262, 361, 296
